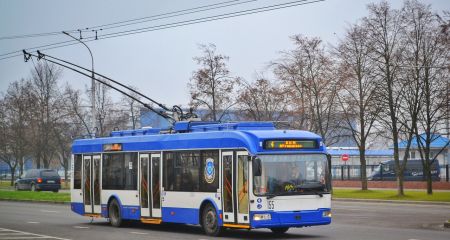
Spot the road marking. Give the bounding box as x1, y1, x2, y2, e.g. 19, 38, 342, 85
0, 237, 48, 239
73, 226, 89, 229
0, 233, 28, 235
0, 227, 70, 240
41, 209, 59, 213
27, 221, 40, 224
130, 231, 148, 235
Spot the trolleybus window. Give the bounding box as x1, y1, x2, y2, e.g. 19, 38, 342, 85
163, 150, 219, 192
74, 155, 82, 189
253, 154, 329, 196
102, 152, 138, 190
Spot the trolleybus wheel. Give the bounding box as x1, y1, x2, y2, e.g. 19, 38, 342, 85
270, 227, 289, 234
108, 199, 123, 227
201, 204, 222, 236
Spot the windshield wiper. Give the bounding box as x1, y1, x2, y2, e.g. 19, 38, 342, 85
266, 190, 325, 199
295, 182, 326, 197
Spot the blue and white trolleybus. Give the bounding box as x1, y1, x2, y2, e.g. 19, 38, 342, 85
70, 121, 332, 236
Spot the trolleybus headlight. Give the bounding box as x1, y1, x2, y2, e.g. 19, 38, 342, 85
253, 213, 271, 221
322, 210, 332, 217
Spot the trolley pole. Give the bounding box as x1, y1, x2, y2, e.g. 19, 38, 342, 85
63, 31, 96, 138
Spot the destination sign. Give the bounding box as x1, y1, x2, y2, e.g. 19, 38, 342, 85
103, 143, 122, 151
264, 140, 317, 149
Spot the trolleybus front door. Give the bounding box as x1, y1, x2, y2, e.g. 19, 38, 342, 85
83, 155, 101, 214
221, 151, 250, 225
139, 153, 162, 218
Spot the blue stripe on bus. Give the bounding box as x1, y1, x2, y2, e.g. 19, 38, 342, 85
71, 202, 84, 215
162, 207, 199, 224
250, 208, 331, 228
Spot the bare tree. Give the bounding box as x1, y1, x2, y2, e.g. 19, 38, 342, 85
29, 62, 64, 169
0, 98, 17, 186
335, 23, 381, 190
363, 1, 416, 196
401, 0, 450, 194
188, 44, 240, 121
0, 79, 35, 185
237, 77, 289, 122
121, 86, 142, 129
273, 35, 343, 145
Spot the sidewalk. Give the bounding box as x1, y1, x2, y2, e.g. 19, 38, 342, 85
333, 186, 450, 192
332, 180, 450, 190
332, 197, 450, 205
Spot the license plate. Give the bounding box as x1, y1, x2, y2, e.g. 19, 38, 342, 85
47, 180, 55, 183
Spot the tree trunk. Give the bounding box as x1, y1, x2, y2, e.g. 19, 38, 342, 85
10, 170, 15, 187
397, 174, 404, 196
359, 148, 368, 190
426, 167, 433, 195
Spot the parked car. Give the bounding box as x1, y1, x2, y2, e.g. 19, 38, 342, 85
15, 169, 61, 192
368, 160, 440, 181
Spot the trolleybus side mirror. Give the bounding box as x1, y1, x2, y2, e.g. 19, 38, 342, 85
253, 157, 262, 177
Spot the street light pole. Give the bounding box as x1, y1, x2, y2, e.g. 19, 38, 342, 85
63, 31, 96, 138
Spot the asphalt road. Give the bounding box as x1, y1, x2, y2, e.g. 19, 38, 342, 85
0, 200, 449, 240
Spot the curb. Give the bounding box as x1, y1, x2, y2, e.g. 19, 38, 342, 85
332, 198, 450, 206
0, 199, 69, 205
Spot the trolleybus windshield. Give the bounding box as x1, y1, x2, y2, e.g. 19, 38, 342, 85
253, 154, 329, 197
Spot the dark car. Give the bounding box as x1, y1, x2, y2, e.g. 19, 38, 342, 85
368, 160, 440, 181
15, 169, 61, 192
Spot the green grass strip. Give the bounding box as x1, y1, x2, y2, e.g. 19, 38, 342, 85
0, 189, 70, 202
333, 189, 450, 202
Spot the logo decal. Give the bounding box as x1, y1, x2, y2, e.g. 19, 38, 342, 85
204, 158, 215, 184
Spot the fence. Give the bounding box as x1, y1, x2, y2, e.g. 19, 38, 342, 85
331, 164, 449, 182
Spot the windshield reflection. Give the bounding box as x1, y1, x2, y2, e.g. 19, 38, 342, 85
253, 154, 329, 196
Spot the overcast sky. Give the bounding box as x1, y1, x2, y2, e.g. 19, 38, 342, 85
0, 0, 448, 107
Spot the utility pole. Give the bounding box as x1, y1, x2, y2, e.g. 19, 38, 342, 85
63, 31, 96, 138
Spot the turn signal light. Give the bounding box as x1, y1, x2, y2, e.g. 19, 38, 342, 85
37, 178, 43, 183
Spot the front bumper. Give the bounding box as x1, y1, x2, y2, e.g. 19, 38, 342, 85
250, 208, 331, 229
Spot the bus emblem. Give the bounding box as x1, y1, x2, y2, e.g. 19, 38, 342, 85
204, 158, 215, 184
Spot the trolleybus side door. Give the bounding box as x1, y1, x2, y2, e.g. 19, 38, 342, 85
151, 153, 162, 218
83, 154, 101, 214
221, 151, 234, 223
139, 154, 150, 217
236, 151, 250, 224
139, 153, 162, 218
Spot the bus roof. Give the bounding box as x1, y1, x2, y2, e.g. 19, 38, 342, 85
72, 122, 325, 155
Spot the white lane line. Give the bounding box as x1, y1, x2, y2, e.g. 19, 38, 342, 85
27, 221, 40, 224
130, 231, 148, 235
40, 209, 59, 213
0, 227, 71, 240
73, 226, 89, 229
0, 237, 48, 239
0, 233, 30, 235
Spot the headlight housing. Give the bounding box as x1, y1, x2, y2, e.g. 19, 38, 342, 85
253, 213, 271, 221
322, 210, 332, 217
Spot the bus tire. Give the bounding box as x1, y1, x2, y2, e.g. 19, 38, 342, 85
270, 227, 289, 234
108, 199, 123, 227
201, 203, 222, 236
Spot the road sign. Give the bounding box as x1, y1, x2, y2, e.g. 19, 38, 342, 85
341, 154, 349, 162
